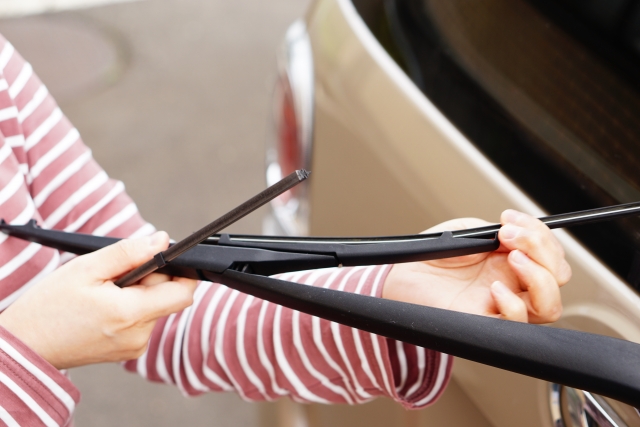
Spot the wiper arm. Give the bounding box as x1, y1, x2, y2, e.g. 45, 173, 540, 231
3, 202, 640, 273
2, 201, 640, 407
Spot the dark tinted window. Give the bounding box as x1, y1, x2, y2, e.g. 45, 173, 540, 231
355, 0, 640, 289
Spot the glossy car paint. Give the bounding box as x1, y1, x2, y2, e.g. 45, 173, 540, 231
278, 0, 640, 426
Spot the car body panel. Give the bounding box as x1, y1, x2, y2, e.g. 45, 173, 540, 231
295, 0, 640, 425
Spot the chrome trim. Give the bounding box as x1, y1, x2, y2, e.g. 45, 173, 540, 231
583, 392, 621, 427
265, 20, 314, 236
550, 383, 564, 427
280, 20, 314, 172
208, 235, 441, 245
549, 383, 638, 427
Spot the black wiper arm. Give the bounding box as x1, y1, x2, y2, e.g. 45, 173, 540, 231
0, 220, 497, 275
0, 219, 120, 255
0, 219, 337, 278
3, 201, 640, 274
213, 231, 500, 266
206, 201, 640, 264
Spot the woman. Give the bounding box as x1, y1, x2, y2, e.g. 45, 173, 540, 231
0, 36, 570, 425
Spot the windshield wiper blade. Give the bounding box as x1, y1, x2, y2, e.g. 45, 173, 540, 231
206, 269, 640, 409
204, 201, 640, 266
2, 202, 640, 274
2, 201, 640, 407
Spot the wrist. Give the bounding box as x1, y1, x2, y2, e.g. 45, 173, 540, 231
0, 305, 58, 368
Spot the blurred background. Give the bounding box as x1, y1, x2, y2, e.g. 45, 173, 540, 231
0, 0, 309, 425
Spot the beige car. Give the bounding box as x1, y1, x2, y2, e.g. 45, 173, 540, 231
264, 0, 640, 426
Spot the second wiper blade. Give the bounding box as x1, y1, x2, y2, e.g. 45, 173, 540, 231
1, 201, 639, 276
208, 200, 640, 244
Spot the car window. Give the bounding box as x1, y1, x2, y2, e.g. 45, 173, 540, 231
357, 0, 640, 290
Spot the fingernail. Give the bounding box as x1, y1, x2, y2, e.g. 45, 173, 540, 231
511, 250, 530, 265
503, 209, 521, 224
501, 224, 520, 240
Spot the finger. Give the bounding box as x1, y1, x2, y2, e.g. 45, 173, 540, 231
139, 272, 172, 287
499, 211, 572, 286
490, 281, 527, 322
127, 278, 198, 320
422, 218, 493, 267
509, 250, 563, 323
501, 210, 564, 254
76, 232, 170, 280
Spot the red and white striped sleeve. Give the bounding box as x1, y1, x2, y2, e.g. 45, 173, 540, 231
0, 36, 152, 241
0, 35, 122, 426
0, 33, 451, 422
123, 265, 452, 409
0, 326, 79, 426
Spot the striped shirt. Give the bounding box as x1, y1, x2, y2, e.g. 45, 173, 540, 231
0, 35, 451, 426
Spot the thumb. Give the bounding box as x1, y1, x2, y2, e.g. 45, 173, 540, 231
75, 231, 170, 281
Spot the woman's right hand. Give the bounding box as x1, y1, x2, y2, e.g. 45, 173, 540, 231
0, 231, 198, 369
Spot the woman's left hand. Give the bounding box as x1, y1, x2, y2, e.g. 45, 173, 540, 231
383, 210, 572, 323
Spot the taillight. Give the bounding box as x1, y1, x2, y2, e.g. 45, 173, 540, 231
277, 75, 301, 182
265, 21, 314, 236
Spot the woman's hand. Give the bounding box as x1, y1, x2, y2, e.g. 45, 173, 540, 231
0, 232, 198, 369
383, 210, 572, 323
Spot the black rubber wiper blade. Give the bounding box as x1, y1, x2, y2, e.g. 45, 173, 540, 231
204, 269, 640, 408
2, 202, 640, 406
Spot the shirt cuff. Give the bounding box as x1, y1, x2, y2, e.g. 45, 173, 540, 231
376, 265, 453, 409
0, 325, 80, 425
